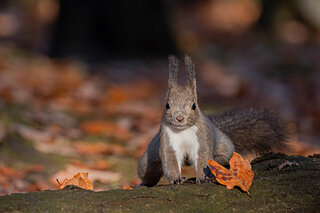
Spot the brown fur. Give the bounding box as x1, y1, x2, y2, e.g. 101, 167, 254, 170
138, 133, 163, 187
210, 108, 288, 156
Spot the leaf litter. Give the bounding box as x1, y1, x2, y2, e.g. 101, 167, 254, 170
0, 46, 161, 195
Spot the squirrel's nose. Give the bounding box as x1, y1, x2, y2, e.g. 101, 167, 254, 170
176, 116, 184, 122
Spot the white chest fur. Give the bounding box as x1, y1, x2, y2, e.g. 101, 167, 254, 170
165, 125, 199, 173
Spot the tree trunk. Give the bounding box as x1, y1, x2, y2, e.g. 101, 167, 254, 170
0, 153, 319, 212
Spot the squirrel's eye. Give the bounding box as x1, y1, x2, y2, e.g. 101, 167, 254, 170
166, 103, 170, 110
192, 103, 196, 110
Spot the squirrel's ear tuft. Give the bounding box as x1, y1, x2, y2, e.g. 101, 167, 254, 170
185, 55, 197, 94
168, 55, 179, 89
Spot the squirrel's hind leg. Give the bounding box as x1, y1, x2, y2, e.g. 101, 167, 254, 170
212, 127, 235, 165
138, 133, 163, 187
138, 151, 163, 187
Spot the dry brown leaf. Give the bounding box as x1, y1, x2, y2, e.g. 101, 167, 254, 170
0, 167, 24, 179
71, 159, 110, 170
208, 152, 254, 197
106, 81, 154, 104
15, 124, 78, 156
24, 165, 45, 173
74, 142, 127, 156
0, 165, 46, 195
57, 172, 93, 190
52, 165, 121, 186
107, 86, 131, 103
102, 101, 162, 121
74, 142, 109, 155
51, 96, 93, 114
80, 121, 131, 140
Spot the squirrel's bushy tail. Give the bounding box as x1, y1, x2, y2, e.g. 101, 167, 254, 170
209, 108, 289, 156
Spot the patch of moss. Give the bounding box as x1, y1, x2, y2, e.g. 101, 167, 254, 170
0, 154, 319, 212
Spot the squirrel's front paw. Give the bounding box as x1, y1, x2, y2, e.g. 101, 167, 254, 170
196, 176, 212, 184
172, 177, 186, 185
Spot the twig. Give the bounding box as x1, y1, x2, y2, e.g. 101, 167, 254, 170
278, 161, 300, 170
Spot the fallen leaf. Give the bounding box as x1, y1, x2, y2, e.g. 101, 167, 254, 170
74, 142, 109, 155
208, 152, 254, 197
15, 124, 78, 157
24, 165, 45, 173
74, 142, 127, 156
0, 165, 46, 195
122, 186, 133, 189
107, 86, 131, 103
52, 165, 121, 186
102, 101, 162, 122
14, 124, 54, 144
80, 121, 131, 140
57, 172, 93, 190
0, 167, 24, 179
106, 81, 155, 104
71, 159, 111, 170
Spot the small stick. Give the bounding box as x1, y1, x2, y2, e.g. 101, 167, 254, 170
278, 160, 300, 170
56, 179, 61, 186
247, 190, 252, 198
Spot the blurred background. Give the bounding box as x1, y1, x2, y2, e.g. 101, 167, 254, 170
0, 0, 319, 194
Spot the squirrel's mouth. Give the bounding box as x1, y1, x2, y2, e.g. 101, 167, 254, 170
171, 123, 188, 129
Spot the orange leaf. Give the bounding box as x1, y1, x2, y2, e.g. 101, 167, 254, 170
0, 167, 24, 179
75, 142, 127, 156
80, 121, 131, 140
122, 186, 133, 189
71, 159, 110, 170
74, 142, 109, 155
57, 172, 93, 190
208, 152, 254, 197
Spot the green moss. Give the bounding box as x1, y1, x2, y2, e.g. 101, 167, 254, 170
0, 133, 58, 174
107, 156, 138, 188
0, 104, 30, 126
0, 154, 319, 212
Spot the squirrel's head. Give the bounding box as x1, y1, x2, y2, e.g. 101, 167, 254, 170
164, 55, 200, 130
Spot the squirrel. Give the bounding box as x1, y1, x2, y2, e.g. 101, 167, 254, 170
138, 55, 288, 186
